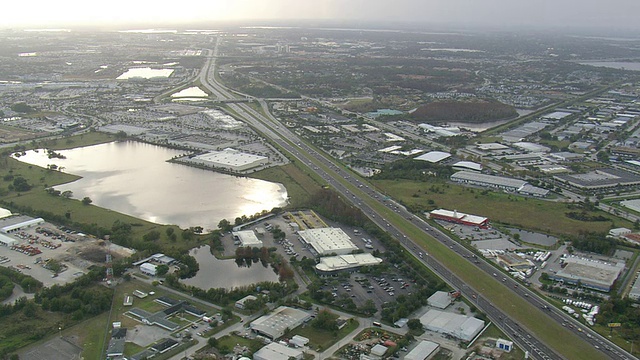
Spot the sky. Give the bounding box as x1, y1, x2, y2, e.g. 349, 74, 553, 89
3, 0, 640, 32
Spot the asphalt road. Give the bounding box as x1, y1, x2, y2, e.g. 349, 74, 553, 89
194, 37, 634, 360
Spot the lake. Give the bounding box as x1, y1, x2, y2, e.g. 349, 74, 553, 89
13, 141, 288, 230
182, 245, 280, 289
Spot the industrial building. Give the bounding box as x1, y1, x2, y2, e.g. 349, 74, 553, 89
496, 338, 514, 352
126, 298, 205, 331
404, 340, 440, 360
629, 275, 640, 301
0, 217, 45, 233
297, 227, 358, 256
451, 171, 549, 197
250, 306, 312, 340
414, 151, 451, 163
0, 233, 17, 247
190, 148, 268, 172
554, 168, 640, 191
428, 209, 489, 228
497, 253, 532, 272
106, 328, 127, 359
315, 253, 383, 274
427, 291, 453, 309
140, 263, 157, 276
419, 309, 485, 342
232, 230, 263, 247
253, 342, 303, 360
551, 256, 624, 292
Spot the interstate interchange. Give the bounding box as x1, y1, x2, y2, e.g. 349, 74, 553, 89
196, 37, 634, 360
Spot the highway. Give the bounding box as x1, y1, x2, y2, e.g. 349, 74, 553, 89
189, 37, 634, 360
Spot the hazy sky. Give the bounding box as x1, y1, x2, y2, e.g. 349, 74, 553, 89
3, 0, 640, 31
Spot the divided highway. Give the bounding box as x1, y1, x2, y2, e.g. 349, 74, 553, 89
191, 37, 633, 360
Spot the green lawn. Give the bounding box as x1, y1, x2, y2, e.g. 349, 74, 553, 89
252, 163, 321, 208
216, 334, 263, 353
373, 179, 632, 236
285, 318, 359, 352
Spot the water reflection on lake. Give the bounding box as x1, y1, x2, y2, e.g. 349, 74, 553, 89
182, 245, 280, 289
14, 141, 288, 229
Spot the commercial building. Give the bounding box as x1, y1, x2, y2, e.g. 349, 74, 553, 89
232, 230, 263, 247
629, 275, 640, 301
419, 309, 485, 342
127, 298, 205, 331
315, 253, 383, 274
497, 253, 532, 271
190, 148, 268, 172
404, 340, 440, 360
554, 168, 640, 191
298, 228, 358, 256
0, 217, 45, 233
551, 256, 624, 292
609, 228, 632, 238
451, 171, 549, 197
414, 151, 451, 163
253, 342, 303, 360
106, 328, 127, 358
250, 306, 312, 340
428, 209, 489, 229
427, 291, 453, 309
140, 263, 157, 276
496, 338, 514, 352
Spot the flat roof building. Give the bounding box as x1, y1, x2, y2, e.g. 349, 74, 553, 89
298, 228, 358, 256
552, 256, 624, 292
1, 217, 45, 233
140, 263, 157, 276
629, 275, 640, 301
250, 306, 312, 340
315, 253, 383, 274
191, 148, 268, 172
451, 171, 548, 197
419, 309, 485, 342
232, 230, 263, 247
554, 168, 640, 191
427, 291, 453, 309
404, 340, 440, 360
415, 151, 451, 163
428, 209, 489, 228
0, 233, 17, 247
253, 342, 303, 360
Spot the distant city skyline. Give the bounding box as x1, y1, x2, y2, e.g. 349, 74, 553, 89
2, 0, 640, 33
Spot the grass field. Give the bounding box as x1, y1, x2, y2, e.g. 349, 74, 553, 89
216, 334, 263, 353
252, 163, 321, 208
372, 179, 632, 236
285, 318, 359, 352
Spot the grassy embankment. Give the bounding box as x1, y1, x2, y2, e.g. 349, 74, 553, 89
373, 179, 633, 236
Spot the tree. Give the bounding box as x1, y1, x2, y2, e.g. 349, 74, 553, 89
81, 197, 92, 205
12, 177, 31, 192
407, 318, 423, 331
218, 219, 232, 232
61, 190, 73, 199
207, 337, 218, 348
156, 264, 169, 276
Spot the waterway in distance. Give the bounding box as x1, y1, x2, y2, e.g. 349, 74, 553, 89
13, 141, 288, 230
182, 245, 279, 289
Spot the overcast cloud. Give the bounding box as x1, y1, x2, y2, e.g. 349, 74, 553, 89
2, 0, 639, 31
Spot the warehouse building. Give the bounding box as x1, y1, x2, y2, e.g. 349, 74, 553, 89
551, 256, 624, 292
497, 253, 532, 272
298, 227, 358, 256
0, 233, 17, 247
190, 148, 268, 172
427, 291, 453, 309
451, 171, 548, 197
250, 306, 312, 340
253, 342, 303, 360
554, 168, 640, 191
140, 263, 157, 276
232, 230, 263, 247
629, 275, 640, 301
404, 340, 440, 360
0, 217, 45, 233
419, 309, 485, 342
0, 207, 11, 219
315, 253, 383, 274
235, 295, 258, 309
428, 209, 489, 229
415, 151, 451, 163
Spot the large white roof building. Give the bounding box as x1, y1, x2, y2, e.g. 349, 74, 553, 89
250, 306, 311, 340
191, 148, 268, 172
315, 253, 382, 274
253, 342, 303, 360
298, 227, 358, 256
232, 230, 263, 247
419, 309, 485, 341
